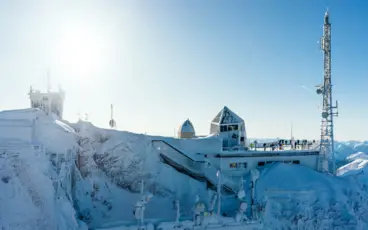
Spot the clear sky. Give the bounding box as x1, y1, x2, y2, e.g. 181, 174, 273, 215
0, 0, 367, 141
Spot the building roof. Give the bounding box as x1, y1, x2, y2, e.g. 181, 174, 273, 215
211, 106, 244, 125
178, 119, 195, 133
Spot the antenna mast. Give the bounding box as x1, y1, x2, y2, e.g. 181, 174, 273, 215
47, 68, 51, 93
290, 122, 293, 139
316, 10, 338, 174
109, 104, 116, 128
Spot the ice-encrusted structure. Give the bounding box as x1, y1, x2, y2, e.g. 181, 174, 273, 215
0, 109, 85, 230
1, 108, 368, 229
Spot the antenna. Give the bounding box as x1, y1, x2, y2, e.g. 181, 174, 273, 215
77, 109, 81, 121
111, 104, 113, 118
290, 122, 293, 139
317, 10, 338, 174
47, 68, 51, 93
109, 104, 116, 128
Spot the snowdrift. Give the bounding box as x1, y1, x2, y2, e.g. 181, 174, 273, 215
0, 109, 84, 230
257, 163, 368, 230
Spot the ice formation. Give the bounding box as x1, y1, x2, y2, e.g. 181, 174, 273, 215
1, 108, 368, 229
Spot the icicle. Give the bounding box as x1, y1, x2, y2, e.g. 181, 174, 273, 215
208, 194, 217, 215
174, 200, 180, 224
217, 170, 221, 217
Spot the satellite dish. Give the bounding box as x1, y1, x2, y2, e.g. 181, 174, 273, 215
316, 88, 323, 95
322, 112, 329, 118
109, 119, 116, 128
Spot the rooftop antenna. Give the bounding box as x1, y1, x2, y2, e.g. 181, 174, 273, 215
316, 9, 338, 174
109, 104, 116, 128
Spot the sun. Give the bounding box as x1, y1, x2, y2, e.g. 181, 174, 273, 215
55, 25, 107, 83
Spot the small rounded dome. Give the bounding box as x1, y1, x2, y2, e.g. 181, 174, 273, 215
178, 119, 195, 138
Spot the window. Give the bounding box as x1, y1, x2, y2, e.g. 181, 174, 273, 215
230, 162, 247, 169
220, 125, 228, 132
293, 160, 300, 164
240, 137, 245, 142
258, 162, 265, 166
227, 125, 239, 131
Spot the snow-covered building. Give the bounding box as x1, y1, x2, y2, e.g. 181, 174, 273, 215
28, 86, 65, 119
210, 106, 246, 149
178, 119, 195, 138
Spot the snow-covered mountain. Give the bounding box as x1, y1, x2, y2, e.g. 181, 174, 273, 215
1, 108, 368, 229
0, 109, 208, 229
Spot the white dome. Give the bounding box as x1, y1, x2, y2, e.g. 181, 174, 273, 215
178, 119, 195, 138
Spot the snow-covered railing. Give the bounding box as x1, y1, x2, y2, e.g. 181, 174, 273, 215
151, 140, 238, 194
152, 140, 204, 172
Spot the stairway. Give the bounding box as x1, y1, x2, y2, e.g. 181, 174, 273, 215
152, 140, 238, 194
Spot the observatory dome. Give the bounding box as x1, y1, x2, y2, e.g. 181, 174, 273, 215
178, 119, 195, 138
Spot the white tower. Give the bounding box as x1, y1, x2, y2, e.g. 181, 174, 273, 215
29, 71, 65, 119
316, 10, 338, 174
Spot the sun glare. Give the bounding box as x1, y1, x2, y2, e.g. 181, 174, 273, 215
56, 25, 107, 84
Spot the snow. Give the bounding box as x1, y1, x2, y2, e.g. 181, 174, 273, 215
0, 109, 82, 229
0, 145, 80, 229
257, 163, 368, 229
337, 158, 368, 177
347, 152, 368, 161
1, 108, 368, 229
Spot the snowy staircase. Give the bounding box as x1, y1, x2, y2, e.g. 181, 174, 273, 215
152, 140, 237, 194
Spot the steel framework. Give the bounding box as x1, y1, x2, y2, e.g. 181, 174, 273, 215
317, 10, 338, 174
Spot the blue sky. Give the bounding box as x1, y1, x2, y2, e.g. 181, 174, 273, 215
0, 0, 367, 141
